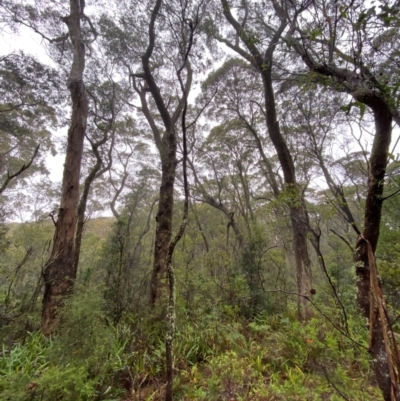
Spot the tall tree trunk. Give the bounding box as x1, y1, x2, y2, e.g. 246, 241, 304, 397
261, 72, 312, 320
41, 0, 88, 336
289, 202, 313, 319
354, 100, 396, 401
136, 0, 190, 307
150, 133, 177, 306
290, 29, 400, 398
219, 0, 313, 319
137, 0, 192, 306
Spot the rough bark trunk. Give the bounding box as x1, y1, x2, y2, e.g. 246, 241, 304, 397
74, 159, 101, 271
138, 0, 175, 307
150, 133, 177, 306
261, 71, 313, 320
41, 0, 87, 336
353, 100, 396, 401
290, 202, 313, 319
219, 0, 313, 319
138, 0, 193, 307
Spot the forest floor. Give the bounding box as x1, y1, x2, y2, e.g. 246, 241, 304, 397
0, 301, 382, 401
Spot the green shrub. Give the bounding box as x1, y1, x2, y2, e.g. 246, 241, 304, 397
0, 289, 128, 400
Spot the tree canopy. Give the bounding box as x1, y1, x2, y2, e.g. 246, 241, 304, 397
1, 1, 400, 400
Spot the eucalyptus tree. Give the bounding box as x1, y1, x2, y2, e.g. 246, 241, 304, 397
205, 0, 314, 318
74, 59, 133, 272
0, 0, 98, 333
190, 120, 260, 248
39, 0, 97, 335
100, 1, 204, 397
288, 1, 400, 398
0, 52, 62, 197
99, 0, 206, 307
200, 58, 333, 315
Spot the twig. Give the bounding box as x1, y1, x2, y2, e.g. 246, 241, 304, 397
330, 229, 355, 253
320, 364, 351, 401
263, 289, 368, 350
0, 145, 40, 194
310, 227, 351, 336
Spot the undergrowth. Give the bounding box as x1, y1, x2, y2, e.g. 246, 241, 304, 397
0, 292, 381, 400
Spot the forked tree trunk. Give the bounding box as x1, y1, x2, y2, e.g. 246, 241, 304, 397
219, 0, 313, 319
261, 72, 313, 320
138, 0, 192, 306
41, 0, 88, 336
291, 26, 400, 399
150, 133, 177, 306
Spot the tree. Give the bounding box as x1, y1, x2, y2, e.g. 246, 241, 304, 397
100, 0, 203, 306
74, 58, 132, 273
41, 0, 95, 335
100, 1, 203, 397
0, 52, 62, 197
208, 0, 313, 319
1, 0, 99, 335
290, 1, 400, 398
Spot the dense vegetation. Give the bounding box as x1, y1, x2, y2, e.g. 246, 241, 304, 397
1, 0, 400, 400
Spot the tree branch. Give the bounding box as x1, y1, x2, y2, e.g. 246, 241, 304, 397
0, 144, 40, 194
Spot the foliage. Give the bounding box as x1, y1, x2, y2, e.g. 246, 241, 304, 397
1, 0, 400, 399
0, 211, 395, 400
0, 289, 129, 401
0, 52, 62, 199
174, 312, 379, 400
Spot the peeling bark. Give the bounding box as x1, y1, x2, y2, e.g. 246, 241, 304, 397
292, 31, 399, 398
354, 100, 396, 401
41, 0, 88, 335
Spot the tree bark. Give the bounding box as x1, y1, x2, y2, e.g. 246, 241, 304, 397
136, 0, 192, 306
41, 0, 88, 335
219, 0, 313, 319
150, 133, 177, 305
353, 99, 395, 401
293, 35, 398, 396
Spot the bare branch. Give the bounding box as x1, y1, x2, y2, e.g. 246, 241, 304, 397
0, 144, 40, 194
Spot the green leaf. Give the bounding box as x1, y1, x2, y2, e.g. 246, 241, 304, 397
340, 103, 352, 113
354, 101, 366, 118
310, 28, 323, 40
